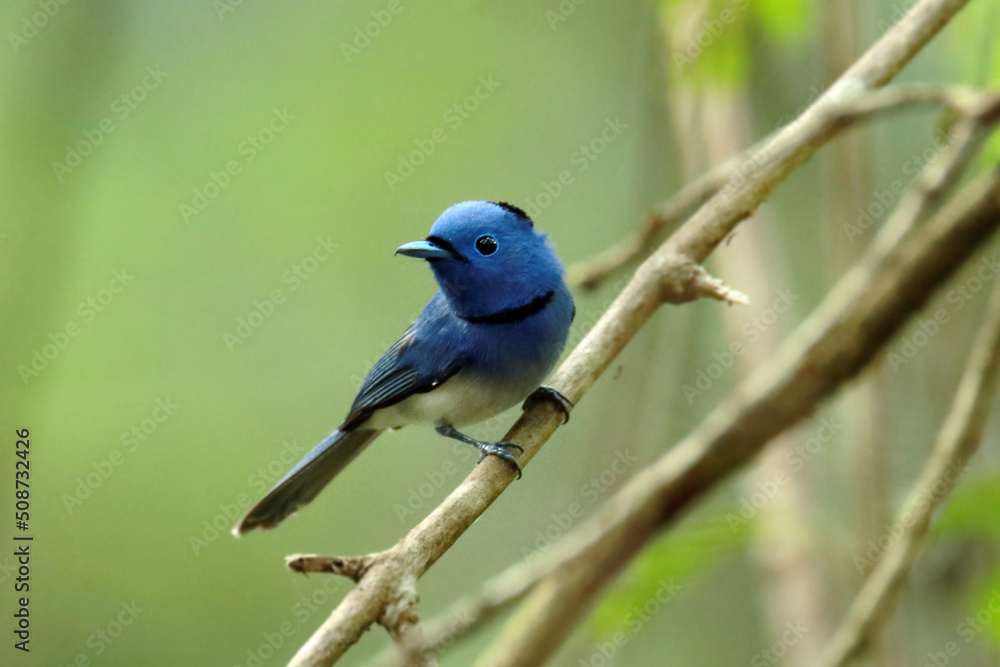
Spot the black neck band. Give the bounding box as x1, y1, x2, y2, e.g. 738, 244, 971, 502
461, 290, 555, 325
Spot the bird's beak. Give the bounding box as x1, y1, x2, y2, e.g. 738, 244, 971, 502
394, 239, 453, 260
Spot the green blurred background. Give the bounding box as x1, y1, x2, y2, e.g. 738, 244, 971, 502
3, 1, 1000, 665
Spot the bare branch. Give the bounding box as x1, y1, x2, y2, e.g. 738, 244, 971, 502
364, 540, 574, 667
286, 2, 979, 665
816, 268, 1000, 667
368, 102, 996, 667
568, 81, 1000, 290
287, 553, 382, 581
474, 159, 1000, 665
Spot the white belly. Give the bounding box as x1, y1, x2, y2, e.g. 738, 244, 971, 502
366, 373, 529, 430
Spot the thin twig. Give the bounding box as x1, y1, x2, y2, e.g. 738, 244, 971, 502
816, 263, 1000, 667
567, 81, 1000, 291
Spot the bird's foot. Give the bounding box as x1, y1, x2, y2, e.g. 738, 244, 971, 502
435, 424, 523, 478
523, 386, 574, 424
474, 441, 523, 478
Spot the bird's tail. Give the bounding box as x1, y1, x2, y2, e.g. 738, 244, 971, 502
233, 427, 381, 535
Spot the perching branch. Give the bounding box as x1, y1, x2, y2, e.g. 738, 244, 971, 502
816, 266, 1000, 667
361, 101, 997, 667
286, 1, 978, 665
473, 139, 1000, 667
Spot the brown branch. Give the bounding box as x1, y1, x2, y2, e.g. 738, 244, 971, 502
473, 164, 1000, 665
286, 2, 978, 665
566, 152, 742, 289
366, 110, 995, 667
363, 538, 574, 667
816, 272, 1000, 667
567, 81, 1000, 291
287, 553, 381, 581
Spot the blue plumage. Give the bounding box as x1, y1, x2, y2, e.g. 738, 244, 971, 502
234, 201, 574, 534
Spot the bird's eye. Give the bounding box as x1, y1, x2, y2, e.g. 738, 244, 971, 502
475, 235, 498, 255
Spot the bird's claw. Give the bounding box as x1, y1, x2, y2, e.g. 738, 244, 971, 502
523, 386, 574, 424
476, 441, 523, 478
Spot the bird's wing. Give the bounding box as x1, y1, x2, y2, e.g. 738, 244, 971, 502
342, 323, 466, 430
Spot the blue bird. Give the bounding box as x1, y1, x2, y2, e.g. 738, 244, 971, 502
234, 201, 575, 535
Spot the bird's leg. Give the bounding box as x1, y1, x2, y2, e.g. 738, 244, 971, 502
522, 386, 574, 424
434, 424, 523, 478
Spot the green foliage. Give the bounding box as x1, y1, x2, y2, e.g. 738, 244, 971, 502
590, 516, 748, 636
664, 0, 811, 88
936, 470, 1000, 542
974, 567, 1000, 647
753, 0, 810, 41
936, 469, 1000, 649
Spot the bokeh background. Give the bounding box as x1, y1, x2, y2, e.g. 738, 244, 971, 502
3, 1, 1000, 665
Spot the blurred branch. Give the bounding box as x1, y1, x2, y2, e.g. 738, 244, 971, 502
566, 150, 740, 289
363, 110, 997, 667
473, 124, 1000, 667
568, 81, 1000, 291
816, 255, 1000, 667
286, 1, 980, 665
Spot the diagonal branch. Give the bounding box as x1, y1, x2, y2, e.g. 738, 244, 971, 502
285, 1, 977, 665
366, 109, 995, 667
474, 161, 1000, 667
568, 82, 1000, 290
816, 270, 1000, 667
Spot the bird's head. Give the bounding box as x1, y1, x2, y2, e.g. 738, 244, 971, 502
395, 201, 566, 319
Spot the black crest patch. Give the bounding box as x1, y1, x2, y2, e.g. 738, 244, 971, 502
492, 201, 533, 227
